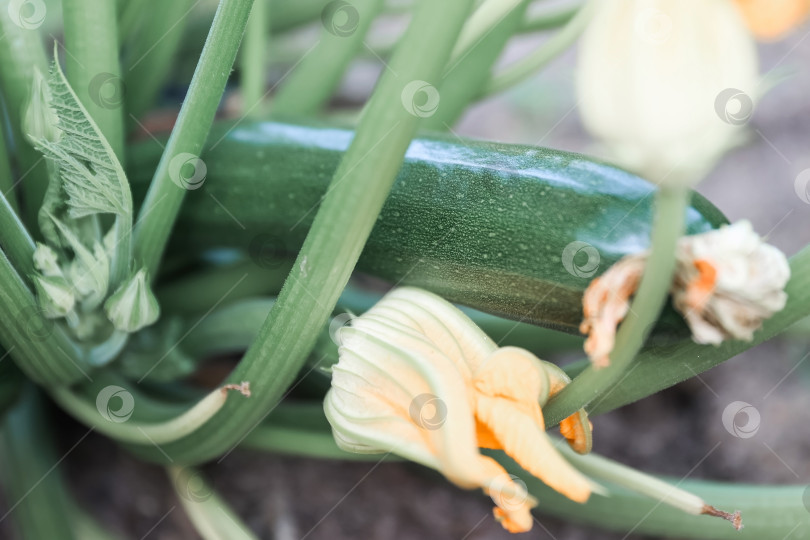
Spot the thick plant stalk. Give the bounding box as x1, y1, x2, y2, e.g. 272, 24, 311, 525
0, 123, 17, 212
422, 0, 527, 129
134, 0, 255, 277
62, 0, 125, 161
0, 189, 35, 279
124, 0, 197, 123
484, 1, 594, 96
514, 460, 809, 539
544, 187, 689, 426
240, 0, 268, 117
271, 0, 385, 115
0, 1, 50, 228
0, 248, 89, 386
128, 0, 476, 465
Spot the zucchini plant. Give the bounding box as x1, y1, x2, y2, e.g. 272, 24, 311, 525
0, 0, 807, 538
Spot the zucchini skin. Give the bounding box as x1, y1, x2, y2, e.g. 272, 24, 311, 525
127, 121, 727, 333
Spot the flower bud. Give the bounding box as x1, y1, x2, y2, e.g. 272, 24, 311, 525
576, 0, 758, 186
24, 68, 61, 144
33, 274, 75, 318
104, 268, 160, 332
33, 242, 63, 277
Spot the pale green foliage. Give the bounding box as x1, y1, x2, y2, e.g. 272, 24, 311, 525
22, 51, 158, 351
28, 57, 132, 220
104, 268, 160, 332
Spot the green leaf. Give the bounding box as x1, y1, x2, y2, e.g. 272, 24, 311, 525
27, 49, 133, 287
29, 56, 132, 220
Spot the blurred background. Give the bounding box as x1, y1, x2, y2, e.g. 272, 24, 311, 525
2, 2, 809, 538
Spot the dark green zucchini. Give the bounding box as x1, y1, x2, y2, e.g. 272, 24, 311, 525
127, 121, 727, 333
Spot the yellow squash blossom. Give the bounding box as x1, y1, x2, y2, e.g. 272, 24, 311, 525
324, 287, 596, 533
577, 0, 759, 186
580, 221, 790, 366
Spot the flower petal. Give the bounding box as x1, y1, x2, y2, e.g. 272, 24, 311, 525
474, 393, 593, 503
580, 255, 645, 367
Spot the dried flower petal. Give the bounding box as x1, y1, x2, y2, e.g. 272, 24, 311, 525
579, 221, 790, 365
672, 220, 790, 344
580, 255, 646, 368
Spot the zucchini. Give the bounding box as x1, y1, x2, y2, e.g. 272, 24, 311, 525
127, 121, 727, 333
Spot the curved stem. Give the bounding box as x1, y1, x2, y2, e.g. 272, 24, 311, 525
482, 1, 593, 96
50, 384, 248, 445
544, 187, 689, 426
134, 0, 255, 277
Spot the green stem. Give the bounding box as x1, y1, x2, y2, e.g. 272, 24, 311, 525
448, 0, 524, 64
0, 188, 35, 279
483, 1, 593, 96
0, 247, 89, 386
519, 3, 580, 32
0, 2, 50, 229
50, 384, 248, 445
269, 2, 580, 67
62, 0, 125, 162
513, 460, 808, 539
423, 0, 526, 129
0, 387, 78, 540
167, 466, 259, 540
155, 259, 291, 315
129, 0, 476, 465
0, 120, 17, 213
123, 0, 197, 124
558, 444, 715, 518
242, 400, 395, 460
271, 0, 385, 115
134, 0, 255, 277
240, 0, 267, 117
544, 187, 689, 426
245, 401, 808, 538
